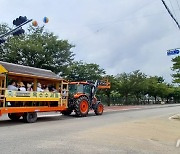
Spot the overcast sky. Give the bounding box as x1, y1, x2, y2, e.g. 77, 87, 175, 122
1, 0, 180, 83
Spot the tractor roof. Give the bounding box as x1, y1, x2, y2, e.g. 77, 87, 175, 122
69, 81, 90, 85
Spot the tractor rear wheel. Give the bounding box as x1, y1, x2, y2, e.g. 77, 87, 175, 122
8, 113, 22, 121
94, 103, 104, 115
74, 96, 89, 117
23, 112, 37, 123
61, 109, 73, 116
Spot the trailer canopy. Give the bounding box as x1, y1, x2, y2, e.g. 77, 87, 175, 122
0, 61, 63, 81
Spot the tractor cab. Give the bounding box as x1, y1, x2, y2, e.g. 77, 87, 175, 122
68, 82, 93, 100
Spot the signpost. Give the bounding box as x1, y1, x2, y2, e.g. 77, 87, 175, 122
167, 48, 180, 56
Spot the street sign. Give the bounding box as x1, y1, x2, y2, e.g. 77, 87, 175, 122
167, 48, 180, 56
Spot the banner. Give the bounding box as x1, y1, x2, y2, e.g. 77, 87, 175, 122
5, 90, 61, 99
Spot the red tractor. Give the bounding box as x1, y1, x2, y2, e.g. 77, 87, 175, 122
61, 80, 110, 117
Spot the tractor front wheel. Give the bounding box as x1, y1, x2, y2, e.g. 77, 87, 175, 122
74, 96, 89, 117
94, 103, 104, 115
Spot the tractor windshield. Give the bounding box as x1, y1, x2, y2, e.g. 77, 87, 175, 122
69, 84, 84, 94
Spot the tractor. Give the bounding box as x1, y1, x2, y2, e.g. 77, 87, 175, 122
61, 80, 110, 117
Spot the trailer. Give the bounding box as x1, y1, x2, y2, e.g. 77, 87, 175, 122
0, 61, 69, 123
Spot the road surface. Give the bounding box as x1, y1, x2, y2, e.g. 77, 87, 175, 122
0, 105, 180, 154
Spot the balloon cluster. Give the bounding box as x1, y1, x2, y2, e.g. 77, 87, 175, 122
32, 17, 49, 27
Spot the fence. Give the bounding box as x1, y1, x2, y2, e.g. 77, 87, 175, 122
98, 96, 180, 106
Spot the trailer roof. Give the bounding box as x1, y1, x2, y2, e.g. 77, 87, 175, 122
0, 61, 63, 81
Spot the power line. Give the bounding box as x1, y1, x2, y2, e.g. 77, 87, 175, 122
161, 0, 180, 30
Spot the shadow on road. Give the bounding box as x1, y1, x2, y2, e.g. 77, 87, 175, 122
0, 113, 98, 127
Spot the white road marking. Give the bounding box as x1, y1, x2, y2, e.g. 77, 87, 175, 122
176, 139, 180, 148
168, 115, 175, 120
168, 114, 180, 120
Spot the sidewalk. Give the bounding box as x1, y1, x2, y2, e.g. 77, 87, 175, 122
103, 103, 180, 113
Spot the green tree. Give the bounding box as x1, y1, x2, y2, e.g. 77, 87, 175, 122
97, 75, 119, 106
157, 83, 174, 103
0, 23, 10, 34
145, 76, 165, 103
0, 24, 74, 75
116, 72, 132, 104
116, 70, 146, 104
173, 87, 180, 103
64, 61, 105, 81
129, 70, 147, 103
172, 56, 180, 84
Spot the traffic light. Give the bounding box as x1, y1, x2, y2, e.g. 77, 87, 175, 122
0, 38, 5, 44
13, 16, 27, 26
12, 28, 25, 36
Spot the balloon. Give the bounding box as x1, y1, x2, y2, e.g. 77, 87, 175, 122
43, 17, 49, 23
32, 20, 38, 27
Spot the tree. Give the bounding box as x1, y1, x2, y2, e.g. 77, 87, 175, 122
172, 56, 180, 84
97, 75, 119, 106
116, 70, 146, 104
129, 70, 147, 103
172, 87, 180, 103
145, 76, 161, 103
116, 72, 132, 104
0, 23, 11, 34
64, 61, 105, 81
157, 83, 174, 103
0, 24, 75, 75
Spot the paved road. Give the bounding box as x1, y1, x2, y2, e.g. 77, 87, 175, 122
0, 105, 180, 154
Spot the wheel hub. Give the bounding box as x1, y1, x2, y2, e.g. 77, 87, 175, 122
80, 100, 88, 113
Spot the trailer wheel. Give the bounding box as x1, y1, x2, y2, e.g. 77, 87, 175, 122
8, 113, 22, 121
61, 109, 73, 116
23, 112, 37, 123
94, 103, 104, 115
74, 96, 89, 117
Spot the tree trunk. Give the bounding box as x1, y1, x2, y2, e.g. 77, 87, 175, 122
166, 97, 169, 104
125, 94, 128, 105
155, 96, 157, 104
106, 91, 111, 106
136, 95, 140, 105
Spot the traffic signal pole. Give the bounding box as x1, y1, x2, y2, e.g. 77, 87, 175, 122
0, 19, 32, 39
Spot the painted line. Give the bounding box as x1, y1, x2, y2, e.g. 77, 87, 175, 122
176, 139, 180, 148
168, 115, 175, 120
168, 114, 180, 120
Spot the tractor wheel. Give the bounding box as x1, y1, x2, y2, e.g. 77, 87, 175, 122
74, 96, 89, 117
94, 103, 104, 115
61, 109, 73, 116
8, 113, 22, 121
23, 112, 37, 123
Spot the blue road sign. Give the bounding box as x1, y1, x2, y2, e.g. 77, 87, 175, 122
167, 48, 180, 56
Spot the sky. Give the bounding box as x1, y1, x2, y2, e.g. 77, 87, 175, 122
0, 0, 180, 83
